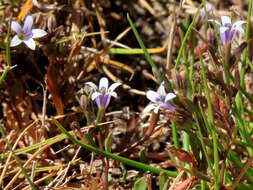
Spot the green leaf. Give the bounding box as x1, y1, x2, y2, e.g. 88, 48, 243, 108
105, 131, 112, 153
127, 14, 163, 83
159, 173, 169, 190
174, 3, 203, 69
236, 184, 253, 190
127, 14, 156, 69
140, 148, 149, 164
134, 177, 147, 190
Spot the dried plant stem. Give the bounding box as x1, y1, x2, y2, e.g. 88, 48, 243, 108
22, 173, 55, 190
102, 65, 145, 95
118, 112, 158, 154
0, 121, 37, 186
51, 118, 178, 177
95, 108, 109, 190
166, 0, 183, 73
199, 54, 219, 190
0, 125, 38, 190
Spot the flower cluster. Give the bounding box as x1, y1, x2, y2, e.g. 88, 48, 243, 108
10, 15, 47, 50
143, 82, 176, 114
85, 78, 176, 114
209, 16, 246, 44
86, 77, 121, 109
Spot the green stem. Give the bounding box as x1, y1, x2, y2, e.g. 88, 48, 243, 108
195, 115, 214, 175
199, 55, 219, 190
52, 118, 178, 178
0, 18, 12, 85
171, 122, 179, 149
240, 0, 252, 87
96, 108, 106, 125
174, 2, 204, 69
222, 43, 232, 96
127, 14, 163, 83
95, 108, 108, 189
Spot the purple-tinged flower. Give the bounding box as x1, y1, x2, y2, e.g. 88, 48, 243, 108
143, 82, 176, 114
200, 3, 213, 22
86, 77, 121, 109
10, 15, 47, 50
209, 16, 246, 44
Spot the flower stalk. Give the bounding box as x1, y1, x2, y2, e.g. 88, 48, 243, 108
85, 77, 121, 190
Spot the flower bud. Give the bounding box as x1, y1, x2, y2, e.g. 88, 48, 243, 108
207, 28, 215, 45
171, 70, 187, 93
47, 14, 57, 32
79, 94, 88, 108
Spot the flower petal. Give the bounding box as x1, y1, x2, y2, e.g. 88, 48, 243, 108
219, 26, 229, 34
200, 9, 206, 21
235, 27, 244, 36
232, 20, 246, 35
205, 3, 213, 11
154, 106, 160, 114
91, 92, 101, 100
146, 90, 160, 102
108, 82, 121, 92
229, 30, 237, 41
99, 77, 109, 90
143, 104, 157, 113
10, 35, 22, 47
23, 15, 33, 33
158, 82, 167, 97
165, 93, 176, 102
208, 19, 221, 25
109, 91, 117, 98
221, 16, 231, 26
220, 30, 230, 43
31, 29, 47, 38
162, 102, 175, 111
103, 94, 111, 108
232, 20, 246, 29
95, 94, 111, 108
85, 82, 98, 90
95, 96, 102, 108
23, 38, 36, 50
11, 21, 22, 34
200, 4, 212, 22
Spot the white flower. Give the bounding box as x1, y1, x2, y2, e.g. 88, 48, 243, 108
144, 82, 176, 114
209, 16, 246, 44
200, 3, 213, 22
86, 77, 121, 109
10, 15, 47, 50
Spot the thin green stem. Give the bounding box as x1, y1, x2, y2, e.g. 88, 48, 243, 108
199, 55, 219, 190
240, 0, 252, 87
127, 14, 156, 69
127, 14, 163, 83
51, 118, 178, 178
195, 114, 214, 175
0, 18, 12, 85
174, 2, 203, 69
171, 122, 179, 149
96, 108, 106, 125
